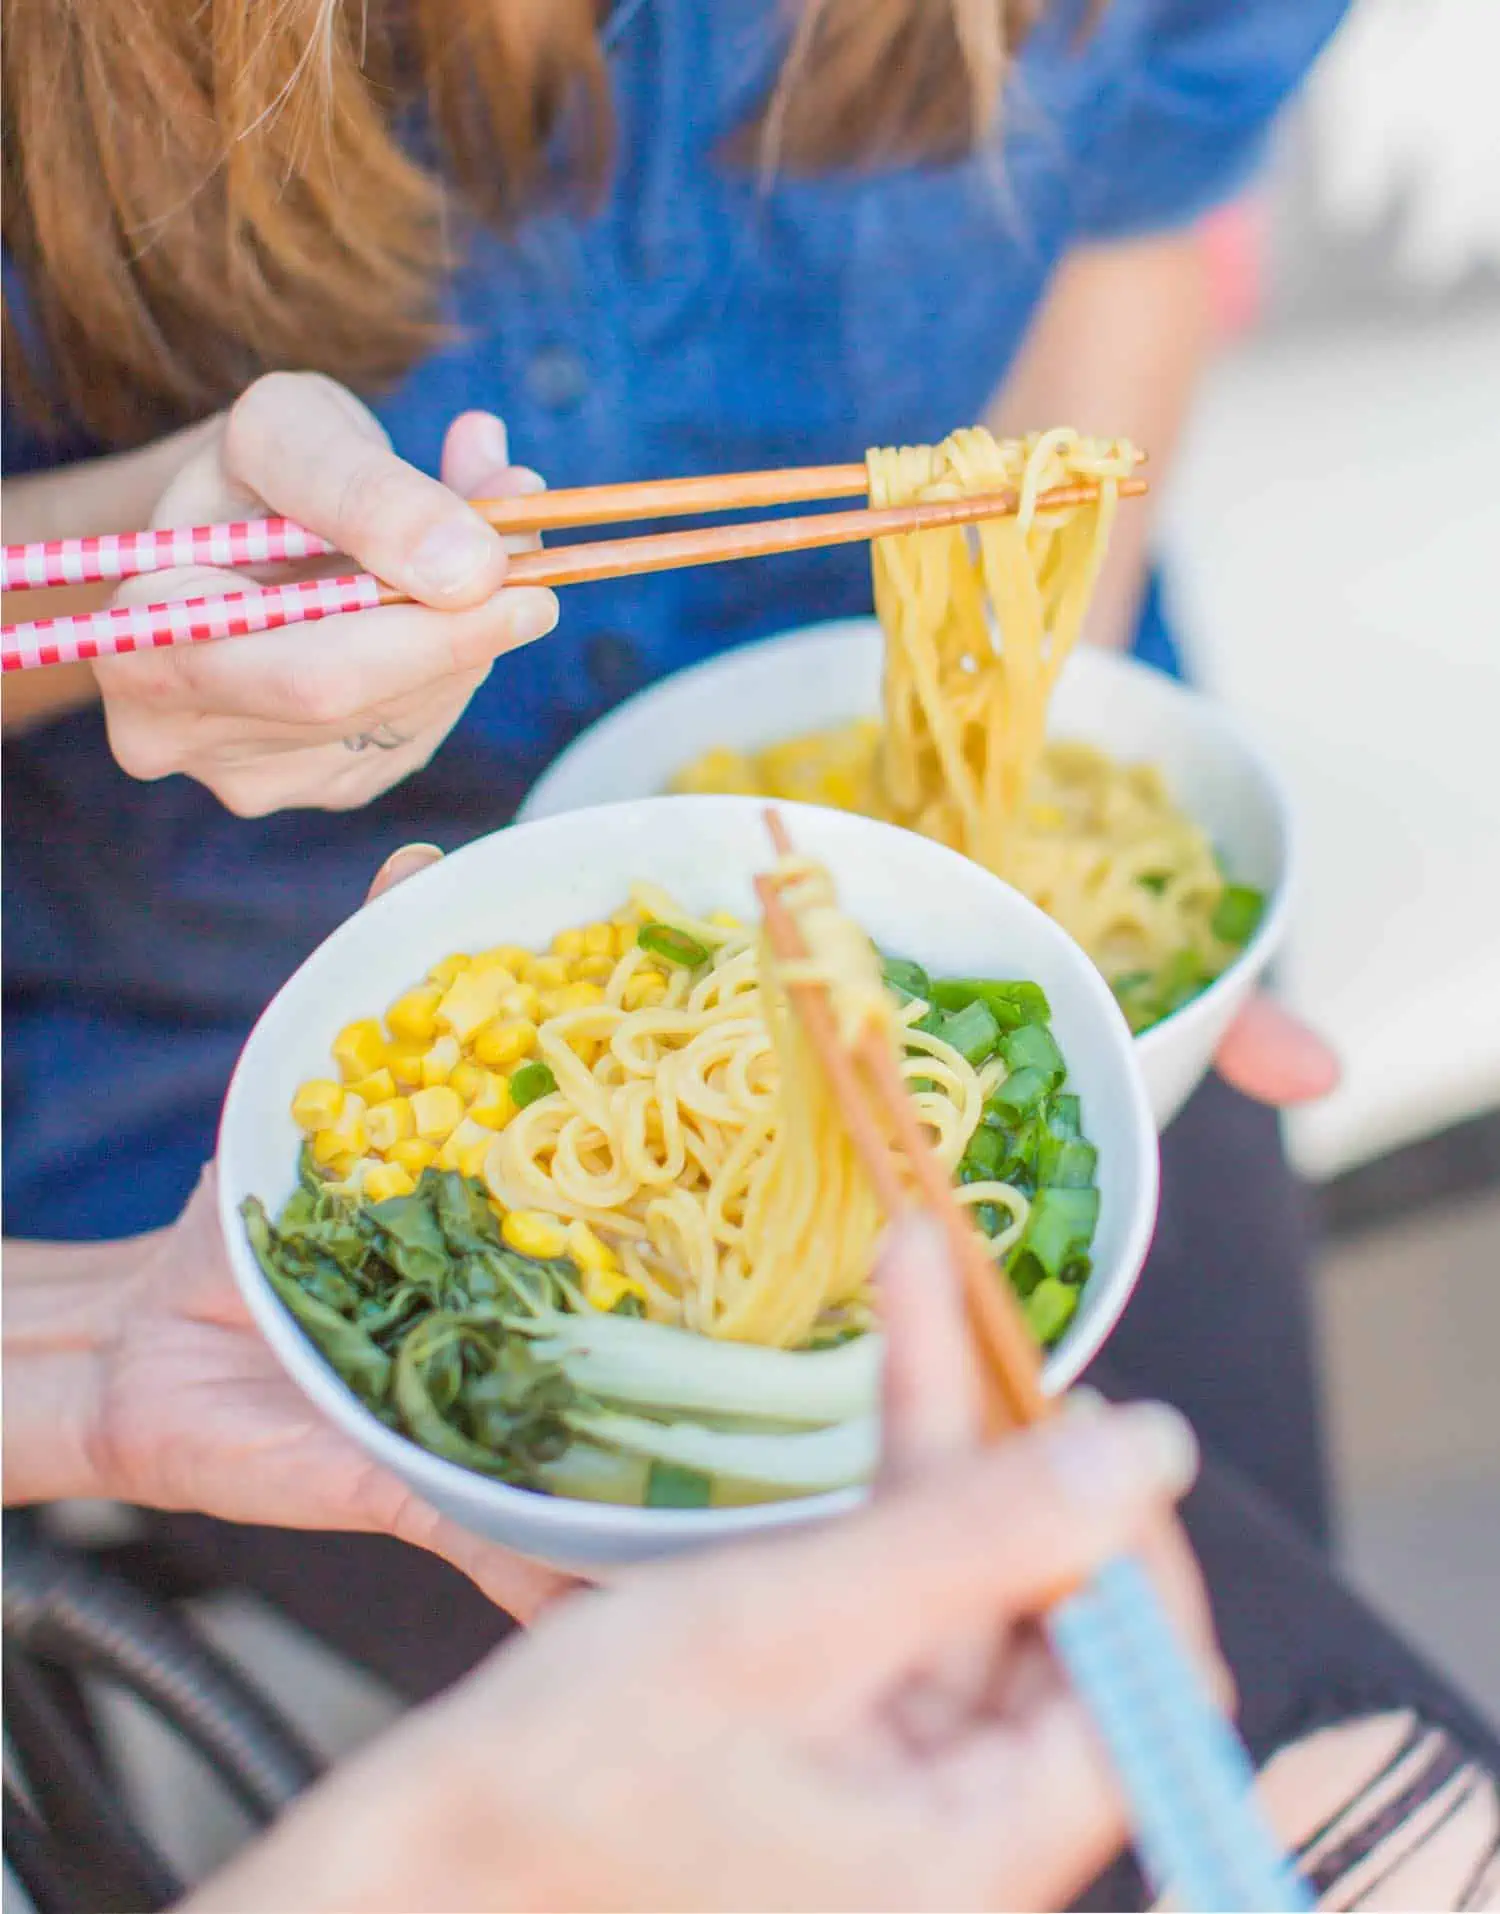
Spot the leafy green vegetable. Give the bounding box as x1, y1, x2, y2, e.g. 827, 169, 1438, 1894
637, 923, 710, 968
510, 1061, 557, 1108
243, 1198, 392, 1397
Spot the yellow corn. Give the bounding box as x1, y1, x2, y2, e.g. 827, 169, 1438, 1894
347, 1067, 396, 1107
551, 927, 586, 963
582, 1265, 647, 1313
476, 945, 533, 974
573, 954, 616, 986
389, 1139, 439, 1178
497, 983, 542, 1023
612, 918, 641, 958
543, 980, 606, 1016
290, 1079, 343, 1132
501, 1209, 570, 1260
449, 1060, 488, 1103
473, 1017, 536, 1068
310, 1127, 351, 1168
581, 922, 615, 958
708, 910, 742, 931
437, 1116, 494, 1178
420, 1034, 461, 1087
525, 955, 570, 991
385, 984, 444, 1046
435, 965, 514, 1042
468, 1073, 517, 1130
565, 1219, 619, 1275
331, 1019, 387, 1083
366, 1097, 415, 1152
410, 1084, 464, 1140
387, 1046, 426, 1089
622, 971, 669, 1011
363, 1161, 417, 1202
427, 953, 470, 990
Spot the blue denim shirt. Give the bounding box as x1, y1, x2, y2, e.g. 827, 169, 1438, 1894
2, 0, 1345, 1236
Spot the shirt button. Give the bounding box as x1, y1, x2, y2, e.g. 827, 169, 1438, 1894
527, 345, 589, 411
582, 632, 646, 697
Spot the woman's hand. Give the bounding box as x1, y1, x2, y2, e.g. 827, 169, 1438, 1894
190, 1222, 1219, 1914
2, 844, 573, 1622
96, 374, 560, 816
1214, 996, 1340, 1107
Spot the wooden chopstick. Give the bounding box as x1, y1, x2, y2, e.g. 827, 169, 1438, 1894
0, 476, 1147, 672
754, 808, 1059, 1436
474, 462, 868, 535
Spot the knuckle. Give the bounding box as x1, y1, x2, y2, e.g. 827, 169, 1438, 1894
267, 656, 356, 730
103, 714, 180, 784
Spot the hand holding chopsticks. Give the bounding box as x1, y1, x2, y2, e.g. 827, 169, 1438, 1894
755, 810, 1308, 1914
2, 462, 1145, 673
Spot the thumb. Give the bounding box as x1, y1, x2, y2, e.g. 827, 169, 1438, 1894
1214, 994, 1341, 1106
363, 842, 444, 906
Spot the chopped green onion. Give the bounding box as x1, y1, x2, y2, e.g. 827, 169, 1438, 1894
509, 1061, 557, 1108
645, 1460, 713, 1508
960, 1125, 1007, 1179
881, 956, 931, 1004
1037, 1132, 1098, 1190
637, 923, 711, 968
936, 998, 1002, 1066
1159, 947, 1211, 1016
987, 1065, 1049, 1118
1211, 883, 1266, 947
1020, 1186, 1100, 1280
1048, 1094, 1082, 1136
1137, 872, 1170, 895
999, 1022, 1065, 1086
974, 1201, 1004, 1236
928, 979, 1050, 1030
1023, 1277, 1079, 1346
610, 1292, 645, 1319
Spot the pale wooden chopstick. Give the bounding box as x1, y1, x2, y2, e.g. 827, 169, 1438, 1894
0, 478, 1146, 672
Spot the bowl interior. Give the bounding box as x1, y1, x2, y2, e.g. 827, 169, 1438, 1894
219, 796, 1158, 1551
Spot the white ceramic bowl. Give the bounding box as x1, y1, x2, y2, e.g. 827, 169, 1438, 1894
219, 796, 1158, 1573
522, 622, 1293, 1129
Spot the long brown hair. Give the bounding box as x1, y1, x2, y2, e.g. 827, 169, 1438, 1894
3, 1, 1039, 446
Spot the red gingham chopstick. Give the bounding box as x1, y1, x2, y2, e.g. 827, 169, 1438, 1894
0, 518, 336, 592
1, 574, 382, 672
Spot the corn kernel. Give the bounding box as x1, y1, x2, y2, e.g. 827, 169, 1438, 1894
291, 1079, 343, 1131
474, 1017, 536, 1068
386, 984, 444, 1046
708, 911, 742, 930
565, 1219, 620, 1275
622, 971, 669, 1010
427, 953, 470, 990
476, 945, 533, 974
332, 1019, 387, 1083
389, 1138, 438, 1177
387, 1046, 426, 1089
325, 1149, 361, 1180
550, 980, 606, 1014
310, 1127, 349, 1168
612, 919, 640, 959
420, 1034, 461, 1086
525, 955, 570, 991
411, 1084, 464, 1140
449, 1060, 488, 1103
582, 1265, 647, 1313
501, 1209, 569, 1260
348, 1067, 396, 1107
574, 954, 616, 986
468, 1073, 518, 1130
437, 1116, 493, 1176
436, 966, 514, 1041
581, 922, 615, 958
329, 1093, 368, 1155
366, 1097, 415, 1152
551, 927, 586, 963
363, 1162, 417, 1202
497, 983, 542, 1023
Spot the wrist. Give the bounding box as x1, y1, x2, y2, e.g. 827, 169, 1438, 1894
2, 1232, 162, 1506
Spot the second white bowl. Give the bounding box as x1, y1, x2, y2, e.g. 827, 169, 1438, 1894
521, 623, 1293, 1128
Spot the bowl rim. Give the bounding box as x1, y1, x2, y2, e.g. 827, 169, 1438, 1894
520, 618, 1296, 1057
217, 793, 1158, 1542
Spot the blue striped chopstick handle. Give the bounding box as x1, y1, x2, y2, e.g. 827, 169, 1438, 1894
1048, 1556, 1312, 1913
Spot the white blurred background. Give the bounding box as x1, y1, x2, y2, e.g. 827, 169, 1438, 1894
1161, 0, 1500, 1723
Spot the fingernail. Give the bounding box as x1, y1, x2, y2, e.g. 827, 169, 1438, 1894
876, 1212, 949, 1269
474, 413, 510, 466
512, 466, 548, 495
411, 518, 501, 599
1041, 1400, 1199, 1509
375, 843, 444, 890
503, 587, 560, 648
